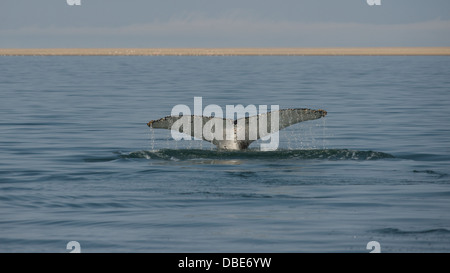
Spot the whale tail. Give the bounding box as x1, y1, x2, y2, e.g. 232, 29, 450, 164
147, 108, 327, 150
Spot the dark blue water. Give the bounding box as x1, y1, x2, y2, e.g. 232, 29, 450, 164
1, 56, 449, 252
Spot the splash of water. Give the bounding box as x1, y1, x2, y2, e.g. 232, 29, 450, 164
149, 127, 155, 151
120, 149, 395, 161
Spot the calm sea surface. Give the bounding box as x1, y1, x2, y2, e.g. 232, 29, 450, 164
1, 56, 449, 252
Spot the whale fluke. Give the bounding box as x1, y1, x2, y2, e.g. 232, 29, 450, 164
147, 108, 327, 150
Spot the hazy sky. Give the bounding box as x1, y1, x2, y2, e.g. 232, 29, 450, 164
1, 0, 450, 48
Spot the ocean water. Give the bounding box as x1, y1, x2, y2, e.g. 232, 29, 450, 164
0, 56, 449, 253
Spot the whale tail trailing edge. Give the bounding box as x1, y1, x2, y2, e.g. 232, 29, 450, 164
147, 108, 327, 150
249, 108, 327, 140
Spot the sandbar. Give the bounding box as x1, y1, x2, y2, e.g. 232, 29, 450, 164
1, 47, 450, 56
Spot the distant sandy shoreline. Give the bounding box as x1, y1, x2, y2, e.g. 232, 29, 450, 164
1, 47, 450, 56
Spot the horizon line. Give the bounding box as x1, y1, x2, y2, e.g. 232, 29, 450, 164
1, 47, 450, 56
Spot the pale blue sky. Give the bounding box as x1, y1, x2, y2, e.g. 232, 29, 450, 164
1, 0, 450, 47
